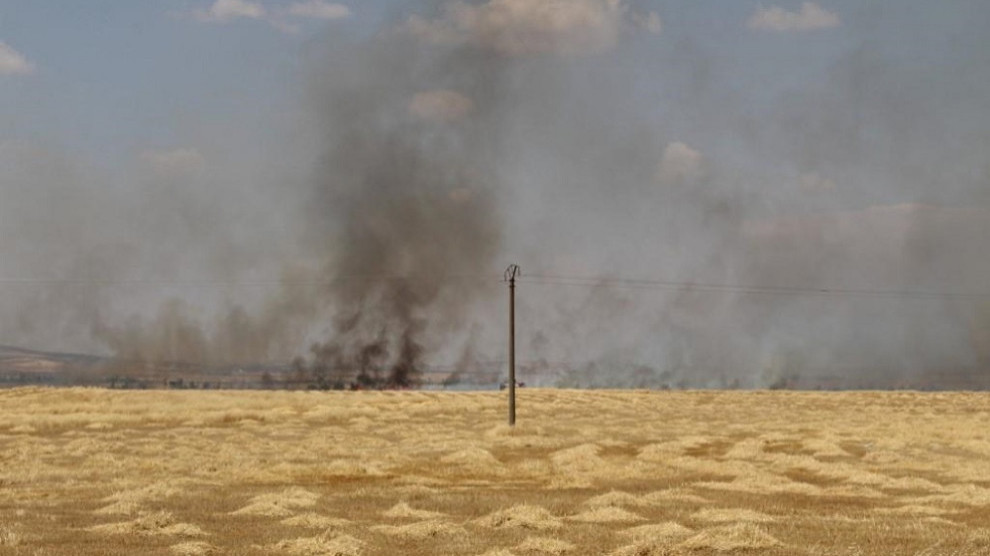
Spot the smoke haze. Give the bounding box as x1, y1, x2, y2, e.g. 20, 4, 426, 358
2, 1, 989, 387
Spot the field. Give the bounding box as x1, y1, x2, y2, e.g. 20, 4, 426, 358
1, 388, 990, 555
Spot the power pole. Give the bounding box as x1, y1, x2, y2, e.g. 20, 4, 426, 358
504, 264, 520, 426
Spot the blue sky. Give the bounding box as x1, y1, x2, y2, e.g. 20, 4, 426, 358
2, 0, 987, 180
1, 2, 338, 164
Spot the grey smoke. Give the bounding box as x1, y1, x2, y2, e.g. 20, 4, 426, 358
1, 1, 989, 388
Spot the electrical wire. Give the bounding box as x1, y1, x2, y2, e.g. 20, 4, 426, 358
516, 273, 990, 300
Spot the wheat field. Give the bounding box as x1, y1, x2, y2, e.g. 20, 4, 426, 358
1, 388, 989, 555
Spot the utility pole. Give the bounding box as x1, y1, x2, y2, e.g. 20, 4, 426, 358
504, 264, 520, 426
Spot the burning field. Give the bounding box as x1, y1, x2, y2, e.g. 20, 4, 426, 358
3, 4, 990, 553
1, 388, 989, 554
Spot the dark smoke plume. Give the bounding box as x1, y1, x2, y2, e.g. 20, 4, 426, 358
291, 32, 505, 386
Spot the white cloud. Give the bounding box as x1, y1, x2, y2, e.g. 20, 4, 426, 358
748, 2, 840, 32
192, 0, 351, 31
288, 1, 351, 20
409, 90, 475, 123
141, 148, 206, 175
0, 42, 35, 75
405, 0, 629, 56
194, 0, 266, 22
656, 141, 705, 184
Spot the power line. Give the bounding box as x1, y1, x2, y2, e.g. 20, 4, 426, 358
518, 273, 990, 300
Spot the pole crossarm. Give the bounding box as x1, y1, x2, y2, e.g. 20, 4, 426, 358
504, 264, 520, 283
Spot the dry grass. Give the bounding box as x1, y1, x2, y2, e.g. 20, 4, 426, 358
566, 506, 646, 523
266, 532, 365, 555
678, 522, 782, 551
1, 388, 990, 554
473, 505, 564, 531
169, 541, 219, 555
514, 535, 575, 554
230, 487, 319, 517
86, 511, 207, 537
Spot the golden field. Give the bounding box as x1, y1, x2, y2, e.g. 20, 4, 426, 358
1, 388, 989, 555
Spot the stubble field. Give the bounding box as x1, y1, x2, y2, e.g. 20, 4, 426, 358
1, 387, 990, 555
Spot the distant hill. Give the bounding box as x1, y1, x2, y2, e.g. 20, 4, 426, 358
0, 344, 106, 384
0, 344, 264, 389
0, 344, 464, 390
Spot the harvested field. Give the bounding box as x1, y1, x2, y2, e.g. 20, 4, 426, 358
1, 388, 989, 554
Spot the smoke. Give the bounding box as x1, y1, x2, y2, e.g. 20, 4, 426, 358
280, 27, 512, 386
2, 1, 989, 388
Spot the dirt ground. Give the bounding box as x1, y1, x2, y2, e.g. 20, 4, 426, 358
1, 387, 989, 555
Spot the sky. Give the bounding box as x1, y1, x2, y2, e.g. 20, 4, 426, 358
2, 1, 989, 386
2, 1, 985, 182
